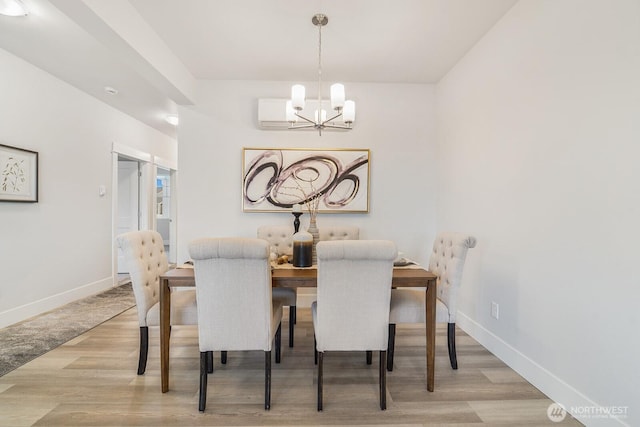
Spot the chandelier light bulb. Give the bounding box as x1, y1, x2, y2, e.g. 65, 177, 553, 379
286, 101, 298, 123
291, 85, 306, 110
343, 100, 356, 124
330, 83, 345, 111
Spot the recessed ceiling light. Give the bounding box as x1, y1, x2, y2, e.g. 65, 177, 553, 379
104, 86, 118, 95
165, 115, 179, 126
0, 0, 28, 16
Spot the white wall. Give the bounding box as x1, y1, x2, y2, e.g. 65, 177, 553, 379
435, 0, 640, 425
176, 80, 437, 267
0, 48, 177, 327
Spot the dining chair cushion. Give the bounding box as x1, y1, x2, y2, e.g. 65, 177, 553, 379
146, 290, 198, 326
272, 288, 296, 306
389, 289, 450, 324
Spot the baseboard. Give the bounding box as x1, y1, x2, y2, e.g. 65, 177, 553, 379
457, 312, 629, 427
0, 277, 115, 329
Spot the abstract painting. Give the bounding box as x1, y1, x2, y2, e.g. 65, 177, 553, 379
242, 148, 369, 213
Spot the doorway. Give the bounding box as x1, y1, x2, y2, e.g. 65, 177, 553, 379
112, 145, 153, 282
116, 158, 140, 273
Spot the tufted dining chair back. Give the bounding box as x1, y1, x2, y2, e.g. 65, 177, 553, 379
428, 232, 477, 323
257, 225, 295, 256
257, 224, 360, 348
257, 225, 360, 257
116, 230, 197, 375
189, 237, 280, 352
188, 237, 283, 411
313, 239, 397, 410
319, 226, 359, 242
314, 240, 396, 352
388, 232, 476, 371
117, 230, 168, 327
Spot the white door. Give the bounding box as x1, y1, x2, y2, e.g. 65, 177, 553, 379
117, 160, 140, 273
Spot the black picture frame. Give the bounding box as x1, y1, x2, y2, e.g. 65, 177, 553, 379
0, 144, 38, 203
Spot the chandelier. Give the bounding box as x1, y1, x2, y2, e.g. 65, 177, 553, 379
286, 14, 355, 136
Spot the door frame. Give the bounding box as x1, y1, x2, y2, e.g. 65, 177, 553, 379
112, 143, 153, 285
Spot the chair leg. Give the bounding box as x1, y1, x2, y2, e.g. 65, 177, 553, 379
387, 323, 396, 371
379, 351, 387, 410
137, 326, 148, 375
314, 336, 318, 365
448, 323, 458, 370
265, 351, 271, 410
199, 352, 208, 412
292, 305, 297, 324
275, 323, 282, 364
366, 350, 372, 365
221, 351, 227, 364
288, 306, 295, 347
317, 351, 324, 411
207, 351, 214, 373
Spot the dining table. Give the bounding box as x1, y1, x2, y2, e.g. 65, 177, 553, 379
159, 264, 437, 393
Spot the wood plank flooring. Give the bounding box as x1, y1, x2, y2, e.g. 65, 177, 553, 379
0, 307, 582, 426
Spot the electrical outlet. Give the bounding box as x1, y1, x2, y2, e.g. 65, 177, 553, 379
491, 302, 500, 320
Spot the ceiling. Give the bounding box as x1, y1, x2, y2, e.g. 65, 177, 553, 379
0, 0, 517, 137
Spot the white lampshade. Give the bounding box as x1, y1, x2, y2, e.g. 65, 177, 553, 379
330, 83, 345, 111
291, 84, 306, 110
285, 101, 298, 123
343, 100, 355, 123
0, 0, 28, 16
315, 109, 327, 124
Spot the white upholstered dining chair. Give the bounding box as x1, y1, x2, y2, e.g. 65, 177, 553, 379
116, 230, 197, 375
387, 232, 476, 371
313, 240, 397, 411
189, 237, 283, 412
257, 224, 360, 348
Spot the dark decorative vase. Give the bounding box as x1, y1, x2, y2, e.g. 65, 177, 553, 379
292, 231, 313, 267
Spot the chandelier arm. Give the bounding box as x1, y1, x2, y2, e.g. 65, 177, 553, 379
320, 123, 352, 130
321, 111, 343, 125
288, 123, 317, 130
294, 112, 317, 125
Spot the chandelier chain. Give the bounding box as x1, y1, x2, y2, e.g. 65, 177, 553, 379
317, 17, 323, 111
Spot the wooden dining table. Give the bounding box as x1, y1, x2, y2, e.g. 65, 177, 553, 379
159, 265, 437, 393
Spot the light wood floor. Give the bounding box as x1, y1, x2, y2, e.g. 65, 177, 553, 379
0, 307, 581, 426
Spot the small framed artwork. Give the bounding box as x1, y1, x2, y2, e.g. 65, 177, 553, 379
0, 144, 38, 203
242, 147, 370, 213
